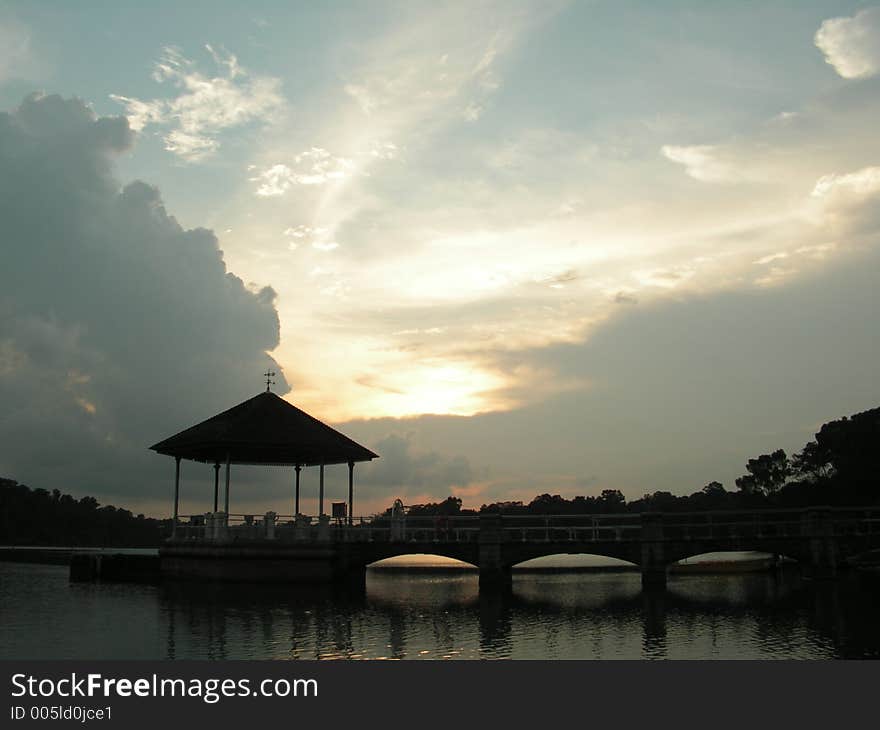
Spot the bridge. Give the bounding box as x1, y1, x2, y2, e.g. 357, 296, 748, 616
160, 506, 880, 589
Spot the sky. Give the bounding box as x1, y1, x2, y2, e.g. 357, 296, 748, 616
1, 1, 879, 518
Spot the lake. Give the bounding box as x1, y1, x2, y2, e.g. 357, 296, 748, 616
1, 561, 878, 659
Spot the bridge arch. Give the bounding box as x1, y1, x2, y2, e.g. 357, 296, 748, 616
501, 543, 643, 569
368, 554, 478, 570
510, 554, 638, 570
662, 541, 808, 567
669, 549, 800, 569
344, 542, 480, 571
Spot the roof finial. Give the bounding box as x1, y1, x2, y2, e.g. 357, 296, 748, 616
263, 370, 276, 392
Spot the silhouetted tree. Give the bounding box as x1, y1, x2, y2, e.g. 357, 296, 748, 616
403, 496, 463, 516
433, 496, 462, 515
528, 493, 569, 514
599, 489, 626, 511
735, 449, 789, 496
790, 441, 832, 482
814, 407, 880, 498
640, 491, 680, 511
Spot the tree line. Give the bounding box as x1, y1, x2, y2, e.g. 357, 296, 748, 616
0, 478, 168, 547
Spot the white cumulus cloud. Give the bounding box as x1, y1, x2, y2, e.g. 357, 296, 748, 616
815, 7, 880, 79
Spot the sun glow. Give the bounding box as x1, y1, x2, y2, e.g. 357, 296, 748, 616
360, 363, 508, 418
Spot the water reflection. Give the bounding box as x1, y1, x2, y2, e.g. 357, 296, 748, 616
1, 562, 879, 659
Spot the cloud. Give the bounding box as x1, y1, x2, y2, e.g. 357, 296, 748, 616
815, 7, 880, 79
250, 148, 354, 196
208, 3, 880, 462
339, 6, 528, 127
370, 141, 399, 160
462, 103, 483, 122
284, 225, 326, 238
343, 241, 880, 504
111, 45, 283, 161
280, 224, 339, 252
306, 139, 880, 422
812, 165, 880, 199
0, 93, 286, 505
356, 433, 474, 496
613, 291, 638, 305
753, 252, 788, 265
811, 165, 880, 236
660, 144, 743, 183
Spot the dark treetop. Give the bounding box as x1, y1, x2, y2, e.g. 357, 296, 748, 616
149, 391, 378, 466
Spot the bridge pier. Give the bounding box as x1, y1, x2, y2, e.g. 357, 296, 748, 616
641, 564, 667, 589
802, 507, 839, 580
331, 546, 368, 588
336, 563, 367, 590
479, 563, 512, 586
640, 513, 667, 590
478, 513, 512, 587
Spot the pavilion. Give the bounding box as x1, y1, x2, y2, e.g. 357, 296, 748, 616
149, 389, 378, 526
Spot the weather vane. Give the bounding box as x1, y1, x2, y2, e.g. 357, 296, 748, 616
263, 370, 276, 392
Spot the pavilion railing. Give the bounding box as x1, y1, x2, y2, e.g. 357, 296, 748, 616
168, 513, 485, 543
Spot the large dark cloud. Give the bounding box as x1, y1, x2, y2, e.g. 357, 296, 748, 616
0, 94, 287, 509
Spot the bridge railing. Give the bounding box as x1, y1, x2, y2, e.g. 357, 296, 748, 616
339, 515, 481, 543
167, 506, 880, 545
656, 510, 805, 542
499, 513, 643, 542
828, 507, 880, 537
492, 507, 880, 543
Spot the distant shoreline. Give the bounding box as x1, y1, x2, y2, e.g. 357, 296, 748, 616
0, 546, 158, 565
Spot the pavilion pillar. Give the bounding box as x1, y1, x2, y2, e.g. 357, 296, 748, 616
173, 456, 181, 524
212, 462, 220, 512
295, 464, 301, 516
319, 463, 325, 517
224, 454, 231, 519
348, 461, 354, 526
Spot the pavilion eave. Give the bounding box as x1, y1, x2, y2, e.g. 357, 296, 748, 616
150, 440, 378, 466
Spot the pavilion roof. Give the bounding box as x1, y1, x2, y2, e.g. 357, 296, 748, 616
149, 391, 379, 466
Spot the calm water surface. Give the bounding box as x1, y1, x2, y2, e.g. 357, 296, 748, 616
1, 561, 878, 659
